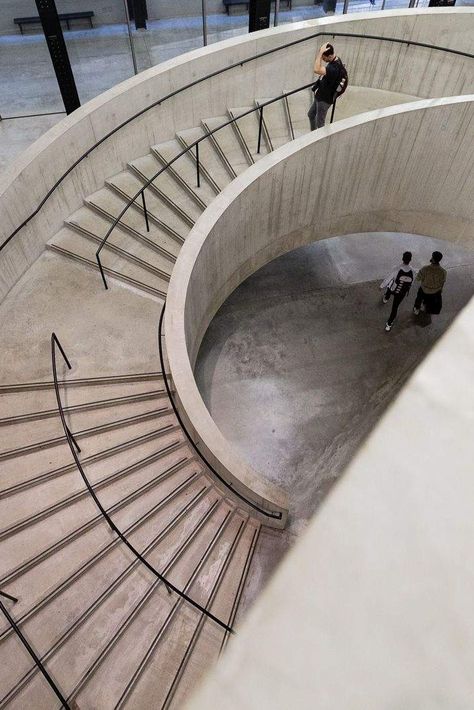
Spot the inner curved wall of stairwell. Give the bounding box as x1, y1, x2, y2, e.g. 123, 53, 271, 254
165, 95, 474, 522
1, 9, 473, 301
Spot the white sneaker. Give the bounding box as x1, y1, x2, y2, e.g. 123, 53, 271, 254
413, 307, 420, 315
385, 323, 392, 332
382, 296, 389, 304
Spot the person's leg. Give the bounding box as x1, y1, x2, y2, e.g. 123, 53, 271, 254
315, 100, 331, 129
308, 97, 318, 131
387, 293, 403, 326
413, 287, 425, 313
383, 288, 391, 304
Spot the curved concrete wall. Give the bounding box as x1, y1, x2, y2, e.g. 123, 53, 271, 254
165, 95, 474, 524
1, 10, 473, 300
187, 98, 474, 708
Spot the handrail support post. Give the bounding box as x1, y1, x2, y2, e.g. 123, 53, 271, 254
141, 190, 150, 233
257, 106, 264, 154
196, 143, 201, 188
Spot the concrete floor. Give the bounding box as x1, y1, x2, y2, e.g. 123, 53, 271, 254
0, 250, 161, 383
195, 232, 474, 597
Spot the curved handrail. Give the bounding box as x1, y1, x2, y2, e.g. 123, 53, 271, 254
2, 29, 472, 254
94, 35, 474, 285
95, 80, 316, 288
158, 305, 283, 521
0, 599, 70, 709
51, 332, 234, 635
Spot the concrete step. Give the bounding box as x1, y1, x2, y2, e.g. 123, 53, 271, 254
0, 478, 212, 644
0, 406, 173, 496
152, 138, 218, 203
66, 205, 176, 272
0, 427, 184, 536
255, 96, 293, 150
128, 154, 203, 223
285, 86, 313, 138
228, 106, 271, 163
88, 182, 187, 250
0, 371, 163, 396
68, 502, 236, 708
177, 126, 235, 190
166, 519, 261, 709
48, 225, 170, 296
0, 394, 169, 461
0, 468, 210, 706
0, 449, 198, 587
100, 511, 247, 708
47, 238, 166, 300
0, 385, 164, 427
0, 463, 204, 619
201, 116, 250, 176
333, 85, 421, 122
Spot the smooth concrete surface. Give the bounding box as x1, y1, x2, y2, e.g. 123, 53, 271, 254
0, 114, 64, 174
2, 10, 472, 302
0, 250, 161, 384
165, 95, 474, 547
189, 268, 474, 710
195, 232, 474, 547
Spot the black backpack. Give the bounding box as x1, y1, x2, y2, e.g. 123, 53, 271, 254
311, 59, 349, 101
333, 59, 348, 99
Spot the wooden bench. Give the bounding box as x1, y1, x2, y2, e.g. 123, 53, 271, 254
14, 11, 94, 35
223, 0, 292, 15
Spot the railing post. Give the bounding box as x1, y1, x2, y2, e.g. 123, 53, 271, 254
141, 189, 150, 233
330, 98, 337, 124
257, 106, 264, 154
66, 424, 81, 454
0, 590, 18, 604
343, 0, 350, 12
196, 142, 201, 188
97, 253, 108, 290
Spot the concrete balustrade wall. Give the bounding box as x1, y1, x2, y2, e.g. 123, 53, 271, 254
1, 10, 473, 301
185, 97, 474, 709
165, 95, 474, 526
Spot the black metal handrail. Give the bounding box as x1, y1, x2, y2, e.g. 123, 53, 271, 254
2, 30, 472, 255
51, 332, 234, 635
95, 80, 317, 289
0, 599, 70, 709
158, 305, 283, 521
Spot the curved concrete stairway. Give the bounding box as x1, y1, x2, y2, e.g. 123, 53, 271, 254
0, 375, 260, 708
0, 84, 419, 708
46, 86, 418, 295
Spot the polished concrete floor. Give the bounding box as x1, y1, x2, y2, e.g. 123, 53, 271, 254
195, 232, 474, 594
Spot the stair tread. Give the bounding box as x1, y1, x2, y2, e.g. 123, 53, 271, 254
255, 96, 293, 149
152, 138, 218, 204
47, 228, 169, 297
202, 116, 250, 175
177, 127, 234, 188
228, 106, 271, 161
128, 154, 203, 222
65, 206, 176, 273
87, 182, 188, 247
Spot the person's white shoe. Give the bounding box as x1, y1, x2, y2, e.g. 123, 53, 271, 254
385, 322, 392, 332
382, 296, 389, 304
413, 307, 420, 315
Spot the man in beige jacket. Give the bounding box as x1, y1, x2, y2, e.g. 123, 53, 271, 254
413, 251, 447, 315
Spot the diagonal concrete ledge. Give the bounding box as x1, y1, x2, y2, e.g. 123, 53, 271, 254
165, 95, 474, 528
